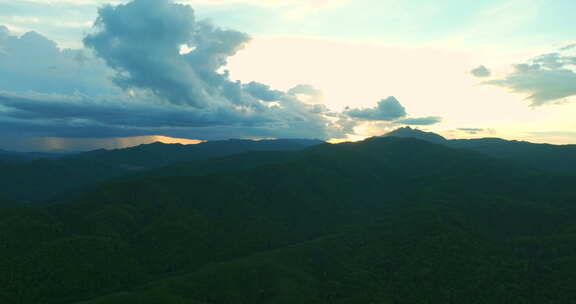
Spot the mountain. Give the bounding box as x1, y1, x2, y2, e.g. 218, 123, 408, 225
449, 137, 576, 174
0, 138, 323, 203
385, 127, 576, 174
0, 149, 65, 164
383, 126, 448, 143
1, 137, 575, 303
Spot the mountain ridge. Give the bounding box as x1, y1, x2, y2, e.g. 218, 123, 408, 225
384, 127, 576, 174
0, 138, 323, 203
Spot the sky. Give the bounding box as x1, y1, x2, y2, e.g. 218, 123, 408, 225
1, 0, 575, 151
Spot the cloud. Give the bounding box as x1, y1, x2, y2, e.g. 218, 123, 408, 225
84, 0, 254, 108
483, 49, 576, 106
0, 85, 349, 140
0, 0, 104, 48
532, 52, 576, 69
0, 91, 270, 130
470, 65, 491, 77
396, 116, 442, 125
79, 0, 346, 138
0, 0, 443, 151
0, 0, 355, 147
344, 96, 442, 128
346, 96, 407, 121
178, 0, 346, 9
288, 84, 324, 104
458, 128, 484, 134
243, 82, 284, 101
1, 0, 121, 4
0, 24, 8, 37
0, 26, 115, 96
559, 43, 576, 51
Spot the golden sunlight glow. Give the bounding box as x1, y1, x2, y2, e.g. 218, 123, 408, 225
327, 134, 367, 144
36, 136, 202, 152
151, 136, 203, 145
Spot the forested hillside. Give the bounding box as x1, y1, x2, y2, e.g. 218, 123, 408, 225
0, 149, 64, 164
1, 137, 576, 303
0, 139, 321, 203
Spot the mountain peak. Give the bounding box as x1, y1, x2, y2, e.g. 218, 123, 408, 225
383, 127, 447, 143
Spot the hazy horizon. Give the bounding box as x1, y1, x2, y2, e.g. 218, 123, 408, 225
1, 127, 573, 153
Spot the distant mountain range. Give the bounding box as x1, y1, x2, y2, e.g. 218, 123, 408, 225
1, 129, 575, 205
0, 149, 65, 164
0, 138, 323, 203
384, 127, 576, 174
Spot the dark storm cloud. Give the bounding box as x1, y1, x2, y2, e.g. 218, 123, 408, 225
243, 82, 284, 102
0, 0, 352, 143
346, 96, 407, 121
396, 116, 442, 125
0, 89, 346, 140
470, 65, 491, 77
0, 0, 443, 149
0, 91, 271, 128
79, 0, 342, 138
83, 0, 253, 108
483, 49, 576, 106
